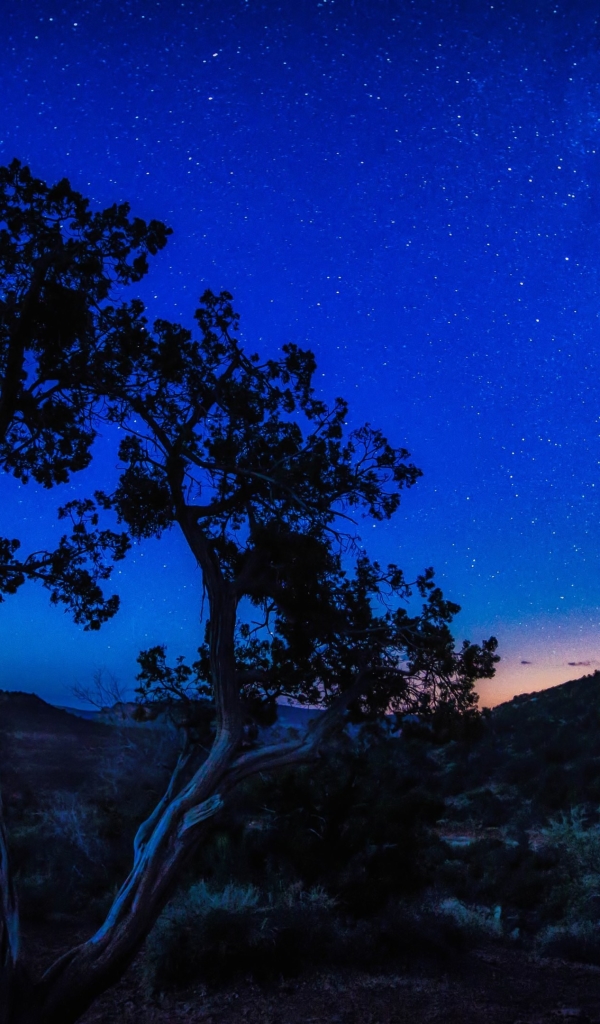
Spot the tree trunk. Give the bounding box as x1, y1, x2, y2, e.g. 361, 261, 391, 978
4, 583, 361, 1024
19, 693, 355, 1021
13, 534, 246, 1022
5, 721, 351, 1022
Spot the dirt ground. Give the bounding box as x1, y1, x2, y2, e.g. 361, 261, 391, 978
23, 923, 600, 1024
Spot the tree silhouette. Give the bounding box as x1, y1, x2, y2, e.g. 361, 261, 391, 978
0, 289, 498, 1023
0, 160, 170, 1023
0, 159, 170, 627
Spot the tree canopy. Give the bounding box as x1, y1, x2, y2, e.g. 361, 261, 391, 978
94, 288, 499, 727
0, 159, 170, 628
7, 287, 498, 1024
0, 165, 498, 1024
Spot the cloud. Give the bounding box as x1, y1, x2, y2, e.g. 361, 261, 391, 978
567, 660, 592, 667
520, 660, 533, 665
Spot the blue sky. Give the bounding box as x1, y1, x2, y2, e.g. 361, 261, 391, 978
1, 0, 600, 707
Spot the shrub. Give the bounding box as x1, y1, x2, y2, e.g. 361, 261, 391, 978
334, 899, 468, 965
540, 807, 600, 875
143, 882, 339, 992
434, 897, 504, 939
537, 922, 600, 965
188, 731, 445, 918
38, 792, 103, 861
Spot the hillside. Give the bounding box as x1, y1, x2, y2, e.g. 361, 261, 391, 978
0, 689, 165, 797
439, 669, 600, 822
0, 690, 112, 736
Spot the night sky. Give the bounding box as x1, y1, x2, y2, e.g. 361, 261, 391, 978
1, 0, 599, 708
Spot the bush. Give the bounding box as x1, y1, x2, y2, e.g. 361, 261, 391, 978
537, 922, 600, 965
143, 882, 339, 992
188, 730, 445, 918
540, 807, 600, 875
8, 794, 110, 920
534, 807, 600, 927
433, 897, 503, 940
333, 899, 468, 965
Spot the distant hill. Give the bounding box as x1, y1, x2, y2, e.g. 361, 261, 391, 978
0, 691, 319, 799
0, 691, 117, 795
3, 673, 600, 818
0, 690, 111, 736
58, 699, 321, 731
495, 667, 600, 713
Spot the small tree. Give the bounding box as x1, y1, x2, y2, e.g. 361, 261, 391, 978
1, 291, 498, 1023
0, 160, 170, 1023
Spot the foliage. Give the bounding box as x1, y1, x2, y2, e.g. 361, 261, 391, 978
0, 159, 169, 627
0, 158, 169, 483
540, 807, 600, 876
89, 287, 499, 723
143, 881, 339, 991
0, 498, 130, 629
189, 727, 444, 917
4, 718, 180, 922
434, 897, 504, 939
0, 167, 499, 1021
537, 922, 600, 965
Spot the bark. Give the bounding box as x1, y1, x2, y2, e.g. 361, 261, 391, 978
6, 515, 242, 1022
5, 674, 360, 1024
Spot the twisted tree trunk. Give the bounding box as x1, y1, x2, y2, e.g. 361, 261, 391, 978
2, 499, 366, 1023
2, 677, 358, 1024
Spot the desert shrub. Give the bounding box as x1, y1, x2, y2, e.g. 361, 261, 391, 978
537, 922, 600, 965
38, 792, 104, 861
335, 899, 468, 965
436, 835, 565, 935
4, 718, 183, 920
11, 809, 112, 922
143, 882, 339, 992
7, 793, 111, 919
188, 729, 445, 918
433, 897, 503, 939
434, 807, 600, 940
144, 880, 473, 995
540, 807, 600, 874
534, 808, 600, 927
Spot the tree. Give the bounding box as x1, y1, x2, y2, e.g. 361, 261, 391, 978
2, 290, 498, 1023
0, 160, 170, 1023
0, 158, 171, 627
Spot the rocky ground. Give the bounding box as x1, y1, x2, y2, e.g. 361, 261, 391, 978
23, 923, 600, 1024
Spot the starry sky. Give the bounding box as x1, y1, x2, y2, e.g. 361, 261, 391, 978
1, 0, 599, 708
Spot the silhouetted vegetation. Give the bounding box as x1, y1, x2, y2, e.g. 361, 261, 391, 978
9, 159, 584, 1024
0, 163, 497, 1019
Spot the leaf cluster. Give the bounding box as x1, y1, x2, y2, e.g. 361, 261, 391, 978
94, 290, 421, 565
0, 160, 168, 631
0, 497, 129, 629
0, 158, 170, 486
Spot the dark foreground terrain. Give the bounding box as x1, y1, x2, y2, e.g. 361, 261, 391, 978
7, 675, 600, 1022
24, 921, 600, 1024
